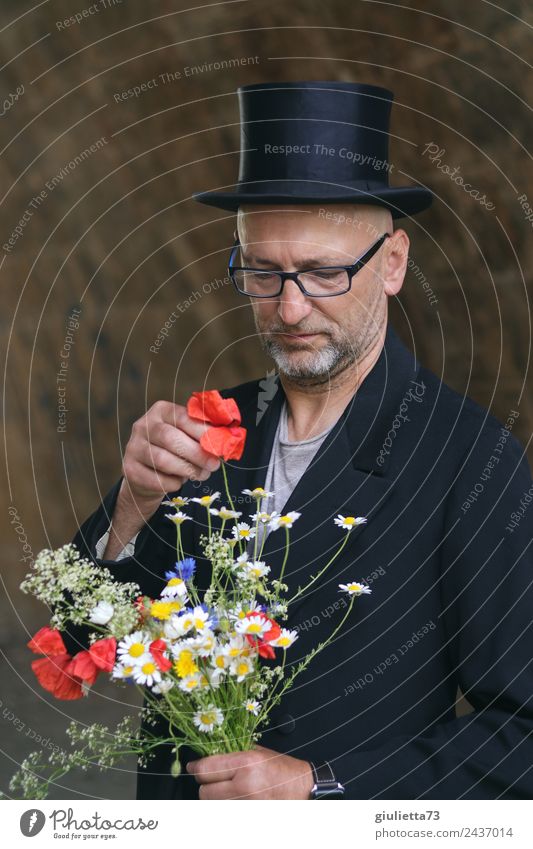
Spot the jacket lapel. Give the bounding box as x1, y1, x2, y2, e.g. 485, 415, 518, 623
203, 324, 422, 618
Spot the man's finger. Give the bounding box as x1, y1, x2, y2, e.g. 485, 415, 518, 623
186, 752, 249, 783
198, 780, 238, 800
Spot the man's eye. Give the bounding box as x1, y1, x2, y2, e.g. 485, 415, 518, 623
307, 270, 343, 282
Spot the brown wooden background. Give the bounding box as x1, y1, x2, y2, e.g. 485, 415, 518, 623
1, 0, 531, 798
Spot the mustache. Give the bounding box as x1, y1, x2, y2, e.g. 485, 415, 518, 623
259, 323, 331, 336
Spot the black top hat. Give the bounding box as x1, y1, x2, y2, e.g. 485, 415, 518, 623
193, 81, 432, 219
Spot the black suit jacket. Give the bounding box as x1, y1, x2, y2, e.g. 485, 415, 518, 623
70, 323, 533, 799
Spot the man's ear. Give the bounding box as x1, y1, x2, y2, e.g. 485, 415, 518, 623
383, 230, 409, 297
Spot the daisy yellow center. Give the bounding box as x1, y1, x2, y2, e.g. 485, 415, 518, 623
349, 584, 361, 591
128, 642, 145, 658
194, 618, 206, 629
199, 496, 211, 505
344, 517, 356, 525
215, 655, 226, 668
200, 711, 217, 725
150, 601, 179, 620
172, 498, 187, 506
228, 647, 241, 657
251, 568, 262, 577
123, 666, 133, 675
237, 662, 249, 676
167, 577, 183, 587
185, 678, 199, 689
278, 636, 290, 646
142, 662, 156, 675
245, 702, 255, 711
279, 515, 292, 525
247, 623, 262, 634
239, 529, 251, 538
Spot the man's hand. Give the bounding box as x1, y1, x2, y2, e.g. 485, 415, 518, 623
102, 400, 220, 560
186, 745, 314, 799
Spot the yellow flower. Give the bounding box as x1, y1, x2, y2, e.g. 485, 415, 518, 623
174, 649, 199, 678
150, 600, 183, 620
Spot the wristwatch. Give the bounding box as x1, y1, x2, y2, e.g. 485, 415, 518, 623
309, 760, 345, 798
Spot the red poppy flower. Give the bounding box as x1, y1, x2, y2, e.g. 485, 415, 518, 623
31, 655, 84, 700
27, 625, 67, 657
187, 390, 246, 462
149, 638, 172, 672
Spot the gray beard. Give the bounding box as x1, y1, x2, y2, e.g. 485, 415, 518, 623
259, 333, 360, 383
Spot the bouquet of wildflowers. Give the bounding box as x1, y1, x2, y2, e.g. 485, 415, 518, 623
8, 391, 371, 799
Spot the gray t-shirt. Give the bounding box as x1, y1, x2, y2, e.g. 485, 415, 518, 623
246, 399, 337, 556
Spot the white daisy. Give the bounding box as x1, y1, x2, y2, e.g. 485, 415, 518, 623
209, 506, 242, 520
222, 633, 253, 658
161, 496, 190, 508
242, 561, 270, 580
207, 667, 225, 688
152, 679, 175, 695
168, 610, 196, 638
269, 511, 301, 531
88, 600, 114, 625
193, 704, 224, 733
243, 698, 261, 716
117, 631, 152, 665
234, 615, 270, 637
160, 576, 188, 600
250, 510, 279, 524
191, 492, 220, 507
190, 605, 213, 632
178, 672, 208, 692
164, 511, 192, 525
186, 629, 216, 658
228, 601, 263, 622
339, 581, 372, 596
211, 648, 230, 671
132, 659, 162, 687
232, 522, 256, 541
242, 487, 274, 500
111, 662, 135, 680
334, 515, 367, 530
271, 628, 299, 649
229, 655, 254, 681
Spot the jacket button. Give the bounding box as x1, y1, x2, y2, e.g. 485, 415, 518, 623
277, 712, 296, 734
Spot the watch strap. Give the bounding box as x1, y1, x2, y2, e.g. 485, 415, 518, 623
309, 760, 345, 798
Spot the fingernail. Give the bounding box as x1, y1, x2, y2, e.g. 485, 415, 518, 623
207, 458, 219, 471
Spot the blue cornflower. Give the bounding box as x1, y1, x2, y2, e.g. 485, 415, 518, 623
165, 557, 196, 582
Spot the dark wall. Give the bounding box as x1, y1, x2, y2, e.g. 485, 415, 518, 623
1, 0, 531, 797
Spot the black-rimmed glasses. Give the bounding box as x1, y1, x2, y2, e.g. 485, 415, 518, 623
227, 233, 390, 298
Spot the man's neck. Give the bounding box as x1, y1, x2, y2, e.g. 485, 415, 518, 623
279, 323, 387, 442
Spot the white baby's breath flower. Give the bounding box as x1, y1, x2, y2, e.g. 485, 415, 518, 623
88, 600, 114, 625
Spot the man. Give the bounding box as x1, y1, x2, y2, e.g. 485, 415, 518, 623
71, 82, 533, 799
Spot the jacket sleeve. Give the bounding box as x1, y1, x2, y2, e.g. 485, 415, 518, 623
333, 425, 533, 799
64, 475, 189, 655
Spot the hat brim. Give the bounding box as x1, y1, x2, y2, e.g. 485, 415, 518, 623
192, 183, 433, 219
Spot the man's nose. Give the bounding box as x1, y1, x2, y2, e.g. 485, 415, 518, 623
277, 279, 313, 325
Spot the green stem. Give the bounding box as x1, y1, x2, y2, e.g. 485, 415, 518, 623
287, 530, 351, 605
